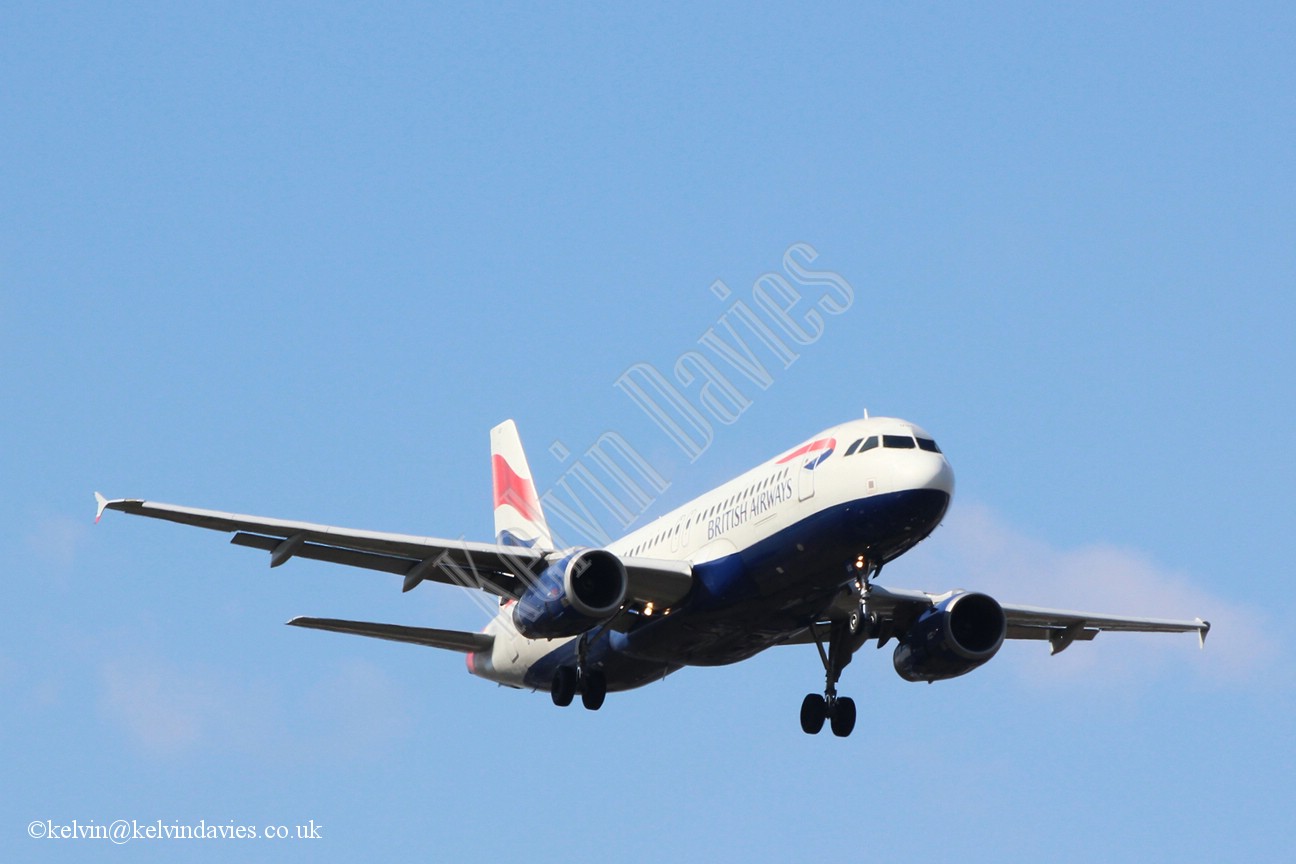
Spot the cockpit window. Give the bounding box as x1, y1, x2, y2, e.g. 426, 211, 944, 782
845, 436, 881, 456
882, 435, 916, 449
916, 437, 941, 453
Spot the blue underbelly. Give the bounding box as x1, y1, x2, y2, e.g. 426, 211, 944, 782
523, 487, 948, 689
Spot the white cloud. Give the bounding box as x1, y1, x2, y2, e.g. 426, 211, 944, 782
26, 514, 91, 586
98, 653, 414, 760
98, 656, 278, 757
100, 659, 215, 755
898, 502, 1279, 688
300, 659, 415, 756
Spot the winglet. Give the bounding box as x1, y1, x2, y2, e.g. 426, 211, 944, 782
94, 492, 110, 524
1198, 619, 1211, 649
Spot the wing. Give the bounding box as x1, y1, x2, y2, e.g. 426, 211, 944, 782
997, 602, 1210, 653
780, 583, 1208, 652
95, 494, 693, 607
862, 585, 1210, 653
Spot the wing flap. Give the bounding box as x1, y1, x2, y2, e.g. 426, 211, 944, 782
286, 616, 494, 653
232, 532, 412, 575
1006, 623, 1098, 641
229, 533, 521, 596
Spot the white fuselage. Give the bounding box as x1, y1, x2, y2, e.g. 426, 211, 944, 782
469, 417, 954, 689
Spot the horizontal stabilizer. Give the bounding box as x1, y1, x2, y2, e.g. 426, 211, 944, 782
286, 616, 493, 653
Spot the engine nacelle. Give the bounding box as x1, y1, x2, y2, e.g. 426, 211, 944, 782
893, 591, 1006, 683
512, 549, 628, 639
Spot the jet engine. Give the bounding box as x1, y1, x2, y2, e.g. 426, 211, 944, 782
893, 591, 1006, 683
512, 549, 628, 639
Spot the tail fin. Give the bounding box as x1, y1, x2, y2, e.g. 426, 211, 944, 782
490, 419, 553, 549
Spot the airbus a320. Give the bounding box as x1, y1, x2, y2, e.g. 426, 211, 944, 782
96, 415, 1208, 737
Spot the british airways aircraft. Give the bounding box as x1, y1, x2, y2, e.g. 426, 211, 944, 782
96, 415, 1208, 737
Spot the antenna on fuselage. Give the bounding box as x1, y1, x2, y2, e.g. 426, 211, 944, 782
862, 407, 869, 419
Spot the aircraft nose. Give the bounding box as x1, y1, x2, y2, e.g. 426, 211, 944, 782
926, 456, 955, 497
898, 452, 955, 499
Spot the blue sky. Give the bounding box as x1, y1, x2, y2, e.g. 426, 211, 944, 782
4, 2, 1293, 861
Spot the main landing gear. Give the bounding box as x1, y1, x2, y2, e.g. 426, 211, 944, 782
550, 666, 606, 711
800, 616, 858, 737
550, 633, 607, 711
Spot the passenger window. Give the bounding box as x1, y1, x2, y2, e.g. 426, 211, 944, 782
883, 435, 916, 449
916, 437, 941, 453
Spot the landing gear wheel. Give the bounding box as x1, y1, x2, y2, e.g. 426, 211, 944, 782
551, 666, 577, 707
829, 696, 856, 737
581, 671, 607, 711
800, 693, 827, 734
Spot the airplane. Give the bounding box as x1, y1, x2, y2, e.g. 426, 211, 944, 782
95, 415, 1209, 737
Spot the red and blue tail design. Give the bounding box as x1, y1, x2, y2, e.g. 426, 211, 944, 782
490, 420, 553, 549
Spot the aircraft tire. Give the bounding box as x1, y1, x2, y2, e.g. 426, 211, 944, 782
830, 697, 856, 737
580, 671, 607, 711
800, 693, 827, 734
551, 666, 577, 707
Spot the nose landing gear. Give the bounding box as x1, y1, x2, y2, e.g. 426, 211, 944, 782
800, 616, 860, 736
800, 569, 877, 737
